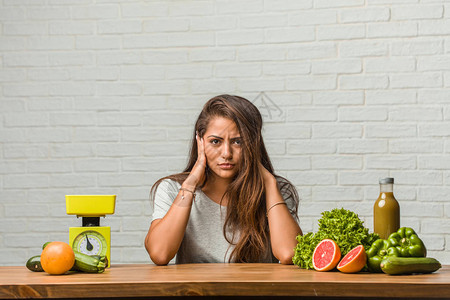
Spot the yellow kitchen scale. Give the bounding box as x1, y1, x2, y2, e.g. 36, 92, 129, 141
66, 195, 116, 268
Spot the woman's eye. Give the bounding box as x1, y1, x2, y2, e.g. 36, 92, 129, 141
211, 139, 220, 145
233, 139, 241, 145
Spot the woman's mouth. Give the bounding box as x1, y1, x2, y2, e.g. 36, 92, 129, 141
218, 163, 235, 170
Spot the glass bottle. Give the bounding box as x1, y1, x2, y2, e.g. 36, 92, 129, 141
373, 177, 400, 240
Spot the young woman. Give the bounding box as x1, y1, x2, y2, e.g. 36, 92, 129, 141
145, 94, 302, 265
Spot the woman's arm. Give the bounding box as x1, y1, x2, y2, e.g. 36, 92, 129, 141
260, 165, 302, 265
144, 183, 196, 265
145, 134, 206, 265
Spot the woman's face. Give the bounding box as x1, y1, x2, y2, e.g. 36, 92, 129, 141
203, 116, 242, 182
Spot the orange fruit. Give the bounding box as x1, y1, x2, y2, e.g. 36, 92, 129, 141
337, 245, 367, 273
312, 239, 341, 271
40, 241, 75, 275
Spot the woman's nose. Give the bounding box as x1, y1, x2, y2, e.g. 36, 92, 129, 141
221, 142, 232, 159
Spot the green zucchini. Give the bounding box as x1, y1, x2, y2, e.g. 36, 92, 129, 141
380, 256, 441, 275
26, 255, 44, 272
90, 255, 108, 268
42, 242, 51, 250
73, 251, 107, 273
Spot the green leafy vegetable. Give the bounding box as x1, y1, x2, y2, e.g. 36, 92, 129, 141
293, 208, 379, 269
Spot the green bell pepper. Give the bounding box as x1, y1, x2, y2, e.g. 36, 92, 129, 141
387, 227, 427, 257
366, 238, 400, 273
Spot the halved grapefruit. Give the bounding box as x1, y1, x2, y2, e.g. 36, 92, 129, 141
312, 239, 341, 272
337, 245, 367, 273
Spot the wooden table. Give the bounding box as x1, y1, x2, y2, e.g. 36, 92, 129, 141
1, 264, 449, 299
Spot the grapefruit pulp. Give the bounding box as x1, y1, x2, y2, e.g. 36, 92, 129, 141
312, 239, 341, 271
337, 245, 367, 273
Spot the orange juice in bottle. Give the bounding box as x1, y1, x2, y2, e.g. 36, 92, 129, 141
374, 177, 400, 239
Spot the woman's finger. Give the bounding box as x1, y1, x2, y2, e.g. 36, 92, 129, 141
185, 131, 206, 187
196, 133, 206, 161
259, 161, 275, 184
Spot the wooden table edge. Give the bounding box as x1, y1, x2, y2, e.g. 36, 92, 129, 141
1, 264, 449, 299
2, 281, 450, 299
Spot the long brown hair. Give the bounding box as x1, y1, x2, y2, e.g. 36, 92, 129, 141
151, 94, 299, 263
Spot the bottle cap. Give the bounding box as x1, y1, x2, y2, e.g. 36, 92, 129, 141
379, 177, 394, 184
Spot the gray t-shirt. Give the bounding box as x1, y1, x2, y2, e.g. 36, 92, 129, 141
150, 179, 295, 264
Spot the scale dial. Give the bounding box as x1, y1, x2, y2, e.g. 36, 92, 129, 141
73, 230, 107, 256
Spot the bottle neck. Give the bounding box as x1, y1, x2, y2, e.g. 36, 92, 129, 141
380, 183, 393, 193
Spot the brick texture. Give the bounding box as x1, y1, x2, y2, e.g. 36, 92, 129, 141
0, 0, 449, 266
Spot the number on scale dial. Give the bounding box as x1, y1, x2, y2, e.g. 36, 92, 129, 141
73, 230, 107, 256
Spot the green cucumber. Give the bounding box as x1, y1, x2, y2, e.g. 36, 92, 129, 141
380, 256, 441, 275
26, 255, 44, 272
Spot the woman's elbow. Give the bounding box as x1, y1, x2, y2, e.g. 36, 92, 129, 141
146, 244, 174, 265
279, 256, 294, 265
150, 254, 170, 266
276, 250, 295, 265
147, 248, 173, 265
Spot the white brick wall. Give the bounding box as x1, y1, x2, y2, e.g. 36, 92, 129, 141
1, 0, 449, 266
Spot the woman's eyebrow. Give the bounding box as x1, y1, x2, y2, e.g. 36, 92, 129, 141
207, 135, 241, 140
